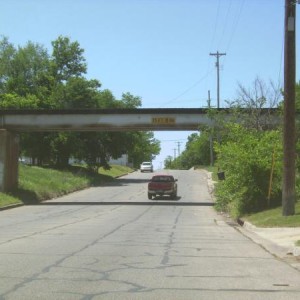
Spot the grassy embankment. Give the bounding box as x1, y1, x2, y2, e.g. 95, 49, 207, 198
242, 204, 300, 247
201, 165, 300, 245
0, 164, 133, 208
201, 165, 300, 227
242, 203, 300, 228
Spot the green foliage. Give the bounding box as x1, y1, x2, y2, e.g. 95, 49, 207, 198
55, 77, 102, 108
214, 124, 283, 218
0, 93, 40, 108
18, 164, 89, 200
0, 164, 133, 206
51, 35, 87, 82
2, 41, 51, 97
165, 132, 210, 169
126, 131, 161, 168
98, 164, 133, 177
0, 35, 160, 170
0, 192, 22, 207
242, 201, 300, 227
119, 92, 142, 108
164, 156, 173, 169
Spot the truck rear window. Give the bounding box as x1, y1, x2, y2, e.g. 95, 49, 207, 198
152, 176, 174, 182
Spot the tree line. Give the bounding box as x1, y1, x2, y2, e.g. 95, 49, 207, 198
0, 35, 160, 170
166, 77, 300, 218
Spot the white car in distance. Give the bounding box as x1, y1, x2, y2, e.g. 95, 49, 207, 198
140, 161, 153, 172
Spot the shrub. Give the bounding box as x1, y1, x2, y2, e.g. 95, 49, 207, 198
214, 124, 282, 218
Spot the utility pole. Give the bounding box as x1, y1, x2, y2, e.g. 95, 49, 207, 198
282, 0, 297, 216
203, 90, 215, 166
207, 90, 211, 108
210, 51, 226, 109
173, 148, 177, 160
207, 90, 214, 166
176, 141, 182, 156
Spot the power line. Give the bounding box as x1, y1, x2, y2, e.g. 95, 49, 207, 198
217, 0, 233, 50
224, 0, 245, 53
209, 0, 221, 52
160, 68, 214, 107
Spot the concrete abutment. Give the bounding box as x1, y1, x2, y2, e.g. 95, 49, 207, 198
0, 130, 19, 192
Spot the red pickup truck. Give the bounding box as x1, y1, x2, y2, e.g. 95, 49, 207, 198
148, 175, 178, 200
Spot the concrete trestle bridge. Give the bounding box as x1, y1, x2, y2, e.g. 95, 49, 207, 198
0, 108, 280, 192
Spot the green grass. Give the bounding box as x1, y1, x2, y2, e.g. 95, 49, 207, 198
196, 165, 219, 181
0, 163, 133, 208
198, 165, 300, 228
98, 164, 132, 177
196, 164, 300, 228
0, 192, 23, 207
242, 201, 300, 227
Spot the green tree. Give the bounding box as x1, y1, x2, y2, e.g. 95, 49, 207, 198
165, 132, 210, 170
119, 92, 142, 108
0, 36, 16, 93
97, 89, 117, 108
51, 35, 87, 82
0, 38, 53, 100
0, 35, 161, 170
7, 41, 51, 98
127, 131, 160, 169
20, 132, 53, 165
0, 93, 40, 108
214, 124, 282, 218
164, 156, 173, 169
181, 132, 210, 168
52, 77, 102, 109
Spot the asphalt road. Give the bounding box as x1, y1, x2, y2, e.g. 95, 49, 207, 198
1, 169, 300, 300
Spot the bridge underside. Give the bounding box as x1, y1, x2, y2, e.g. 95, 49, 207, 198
0, 108, 280, 192
0, 108, 213, 132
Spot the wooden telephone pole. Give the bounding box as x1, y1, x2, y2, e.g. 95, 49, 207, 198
210, 51, 226, 109
282, 0, 296, 216
207, 90, 214, 166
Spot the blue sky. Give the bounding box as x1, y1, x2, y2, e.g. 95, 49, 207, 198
0, 0, 299, 169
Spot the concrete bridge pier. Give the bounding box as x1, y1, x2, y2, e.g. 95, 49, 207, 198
0, 130, 19, 192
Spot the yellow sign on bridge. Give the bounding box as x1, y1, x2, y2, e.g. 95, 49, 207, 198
152, 117, 176, 125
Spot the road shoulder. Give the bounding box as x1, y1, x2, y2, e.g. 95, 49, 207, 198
201, 168, 300, 271
237, 220, 300, 271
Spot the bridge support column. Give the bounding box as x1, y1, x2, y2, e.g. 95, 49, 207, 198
0, 130, 19, 192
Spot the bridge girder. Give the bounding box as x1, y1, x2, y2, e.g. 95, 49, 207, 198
0, 108, 280, 132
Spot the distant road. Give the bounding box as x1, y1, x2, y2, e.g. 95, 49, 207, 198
40, 169, 213, 205
1, 170, 300, 299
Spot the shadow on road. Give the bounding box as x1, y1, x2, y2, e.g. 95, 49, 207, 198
107, 178, 151, 186
36, 201, 215, 206
151, 195, 181, 201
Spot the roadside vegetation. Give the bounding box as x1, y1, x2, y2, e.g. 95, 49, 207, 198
0, 164, 133, 208
168, 78, 300, 221
0, 36, 160, 170
242, 202, 300, 227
